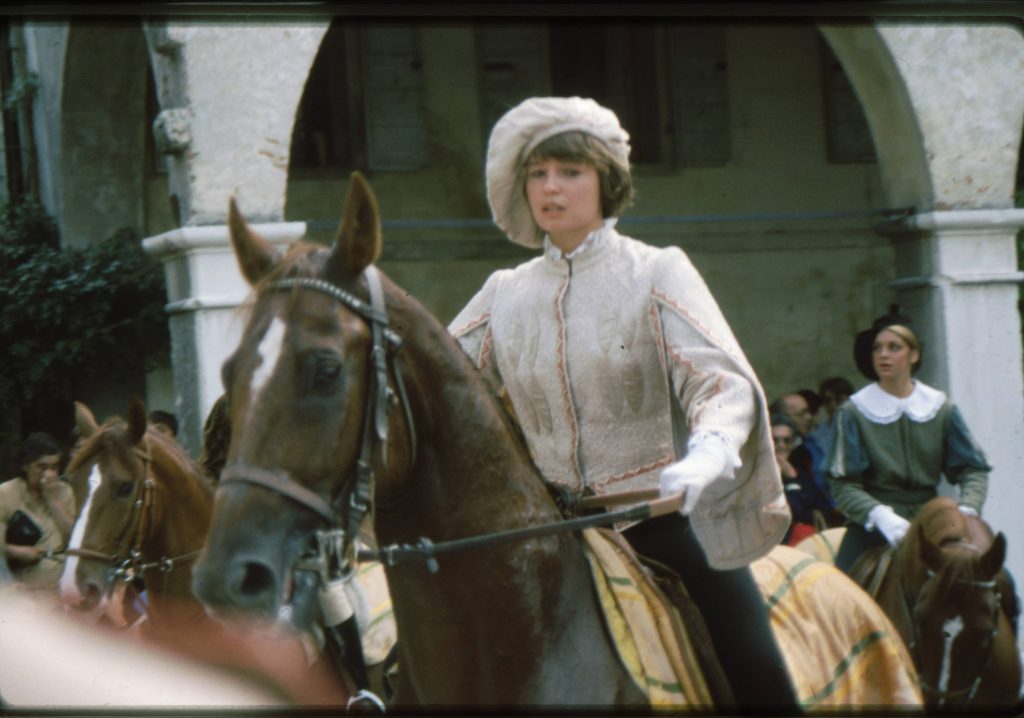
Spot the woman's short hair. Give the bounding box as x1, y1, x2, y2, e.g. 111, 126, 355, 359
18, 432, 61, 467
520, 130, 634, 219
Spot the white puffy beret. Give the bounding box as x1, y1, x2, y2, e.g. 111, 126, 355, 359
485, 96, 631, 248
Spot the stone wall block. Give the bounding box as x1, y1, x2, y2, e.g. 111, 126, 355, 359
147, 24, 192, 55
153, 108, 192, 155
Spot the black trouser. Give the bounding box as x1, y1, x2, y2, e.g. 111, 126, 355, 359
834, 522, 888, 576
623, 513, 801, 714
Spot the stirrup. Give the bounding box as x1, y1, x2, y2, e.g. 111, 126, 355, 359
347, 688, 386, 713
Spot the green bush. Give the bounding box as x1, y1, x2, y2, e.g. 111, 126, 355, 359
0, 197, 169, 427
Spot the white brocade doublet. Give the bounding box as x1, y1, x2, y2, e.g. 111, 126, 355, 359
449, 227, 790, 569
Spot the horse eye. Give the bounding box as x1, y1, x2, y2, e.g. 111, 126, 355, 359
312, 358, 343, 392
115, 481, 134, 498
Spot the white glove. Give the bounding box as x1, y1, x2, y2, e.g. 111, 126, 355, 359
867, 504, 911, 546
958, 505, 979, 517
659, 432, 737, 516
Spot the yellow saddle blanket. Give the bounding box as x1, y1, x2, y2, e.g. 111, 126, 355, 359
583, 529, 923, 711
582, 528, 713, 708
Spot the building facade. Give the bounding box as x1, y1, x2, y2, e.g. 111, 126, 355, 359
5, 10, 1024, 638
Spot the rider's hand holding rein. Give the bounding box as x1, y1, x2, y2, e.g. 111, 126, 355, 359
660, 432, 739, 516
868, 504, 910, 546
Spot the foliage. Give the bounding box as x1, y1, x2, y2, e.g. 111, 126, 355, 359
0, 199, 170, 410
2, 71, 39, 112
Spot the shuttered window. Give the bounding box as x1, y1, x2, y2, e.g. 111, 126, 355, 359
820, 37, 876, 163
477, 23, 549, 142
290, 22, 426, 172
667, 24, 731, 166
361, 25, 427, 171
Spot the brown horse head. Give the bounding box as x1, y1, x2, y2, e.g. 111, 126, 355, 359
60, 398, 213, 623
899, 497, 1019, 708
194, 173, 416, 625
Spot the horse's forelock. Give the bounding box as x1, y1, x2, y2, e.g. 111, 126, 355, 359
66, 417, 124, 474
917, 496, 968, 546
254, 242, 330, 291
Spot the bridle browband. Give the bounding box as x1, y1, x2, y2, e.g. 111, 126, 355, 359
219, 266, 417, 572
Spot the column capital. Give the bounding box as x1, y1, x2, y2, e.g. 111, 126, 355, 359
142, 221, 306, 257
875, 207, 1024, 236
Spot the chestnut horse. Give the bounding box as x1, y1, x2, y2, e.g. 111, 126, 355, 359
851, 496, 1022, 710
60, 398, 213, 627
59, 399, 350, 706
193, 173, 921, 709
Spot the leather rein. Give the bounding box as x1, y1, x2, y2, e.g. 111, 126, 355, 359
218, 267, 684, 582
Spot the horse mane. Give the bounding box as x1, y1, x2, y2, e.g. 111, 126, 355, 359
146, 426, 216, 495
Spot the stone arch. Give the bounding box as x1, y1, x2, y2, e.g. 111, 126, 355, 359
818, 24, 933, 211
60, 20, 150, 247
140, 22, 328, 227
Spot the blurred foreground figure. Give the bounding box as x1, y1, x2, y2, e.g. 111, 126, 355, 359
0, 584, 350, 708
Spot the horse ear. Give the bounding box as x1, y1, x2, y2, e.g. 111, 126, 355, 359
979, 532, 1007, 579
325, 171, 382, 281
228, 196, 275, 286
918, 524, 945, 573
127, 397, 148, 446
75, 401, 99, 439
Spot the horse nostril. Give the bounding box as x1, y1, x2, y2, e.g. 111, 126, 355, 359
239, 561, 276, 597
79, 583, 102, 611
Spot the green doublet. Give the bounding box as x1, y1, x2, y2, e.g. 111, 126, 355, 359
826, 382, 989, 526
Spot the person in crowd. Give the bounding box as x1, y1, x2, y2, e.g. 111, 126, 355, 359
148, 410, 179, 440
797, 388, 822, 431
198, 395, 230, 482
827, 313, 990, 574
448, 96, 798, 713
0, 432, 76, 592
771, 413, 839, 545
771, 391, 833, 510
809, 376, 854, 456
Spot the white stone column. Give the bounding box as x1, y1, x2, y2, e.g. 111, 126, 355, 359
878, 209, 1024, 610
142, 222, 306, 454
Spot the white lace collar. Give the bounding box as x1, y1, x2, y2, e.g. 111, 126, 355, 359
850, 381, 946, 424
543, 218, 618, 261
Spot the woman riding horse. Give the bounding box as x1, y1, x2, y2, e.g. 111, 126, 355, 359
826, 314, 996, 575
448, 96, 799, 713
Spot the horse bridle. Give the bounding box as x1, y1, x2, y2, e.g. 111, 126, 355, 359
219, 266, 417, 580
65, 441, 203, 583
905, 571, 1003, 705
